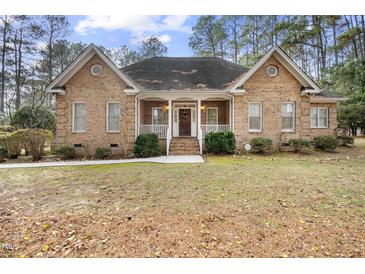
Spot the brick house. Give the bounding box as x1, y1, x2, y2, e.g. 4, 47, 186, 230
46, 43, 344, 156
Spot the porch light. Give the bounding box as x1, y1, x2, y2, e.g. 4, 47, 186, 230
200, 105, 205, 110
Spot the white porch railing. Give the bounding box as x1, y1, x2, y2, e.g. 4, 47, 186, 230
201, 124, 231, 138
139, 124, 168, 138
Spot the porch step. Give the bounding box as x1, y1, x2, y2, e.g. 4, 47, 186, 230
169, 137, 200, 155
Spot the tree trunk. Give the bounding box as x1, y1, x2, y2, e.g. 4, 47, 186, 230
1, 16, 8, 115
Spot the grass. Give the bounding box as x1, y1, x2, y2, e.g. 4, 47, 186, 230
0, 139, 364, 258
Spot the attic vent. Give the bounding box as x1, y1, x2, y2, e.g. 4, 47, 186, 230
91, 64, 102, 76
266, 65, 278, 77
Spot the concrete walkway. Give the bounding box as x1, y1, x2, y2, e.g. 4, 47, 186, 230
0, 155, 205, 169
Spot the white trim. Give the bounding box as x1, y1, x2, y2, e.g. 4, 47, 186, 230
310, 107, 329, 129
281, 102, 295, 132
248, 102, 263, 133
45, 43, 139, 94
91, 64, 102, 76
172, 102, 197, 137
152, 107, 164, 125
106, 101, 121, 133
266, 65, 278, 77
72, 101, 86, 133
206, 107, 219, 125
228, 46, 321, 93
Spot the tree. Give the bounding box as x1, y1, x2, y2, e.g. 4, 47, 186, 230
138, 36, 167, 59
189, 16, 224, 57
36, 16, 70, 106
0, 15, 13, 115
101, 44, 140, 67
10, 105, 55, 131
222, 16, 244, 63
112, 45, 140, 67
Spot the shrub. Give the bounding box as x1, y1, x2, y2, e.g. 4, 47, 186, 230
56, 145, 76, 160
0, 125, 16, 132
94, 147, 111, 159
313, 136, 338, 152
10, 105, 56, 132
337, 135, 354, 146
133, 133, 161, 158
205, 131, 236, 154
16, 129, 53, 161
0, 132, 22, 158
0, 147, 8, 161
288, 138, 311, 153
250, 137, 272, 153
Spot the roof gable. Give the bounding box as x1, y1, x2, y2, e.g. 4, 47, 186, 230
45, 43, 140, 94
228, 46, 320, 93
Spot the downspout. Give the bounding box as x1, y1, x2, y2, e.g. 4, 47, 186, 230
134, 92, 142, 140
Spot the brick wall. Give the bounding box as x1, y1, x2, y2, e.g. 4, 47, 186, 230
233, 55, 337, 150
201, 100, 229, 124
54, 54, 136, 156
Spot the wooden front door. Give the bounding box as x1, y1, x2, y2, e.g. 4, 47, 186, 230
179, 109, 191, 136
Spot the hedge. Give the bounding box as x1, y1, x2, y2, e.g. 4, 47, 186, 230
133, 133, 161, 158
313, 136, 338, 152
250, 137, 272, 153
205, 131, 236, 154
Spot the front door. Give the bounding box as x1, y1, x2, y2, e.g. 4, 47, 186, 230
179, 109, 191, 136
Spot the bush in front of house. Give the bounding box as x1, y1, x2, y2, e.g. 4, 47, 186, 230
250, 137, 272, 153
0, 147, 8, 161
94, 147, 112, 159
133, 133, 161, 158
0, 131, 22, 159
10, 105, 56, 132
288, 138, 311, 153
56, 145, 76, 160
205, 131, 236, 154
337, 135, 354, 146
16, 129, 53, 161
313, 136, 338, 152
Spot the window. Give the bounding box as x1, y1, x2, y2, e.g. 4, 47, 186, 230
310, 107, 328, 128
72, 102, 86, 132
248, 102, 262, 132
206, 107, 218, 125
282, 102, 295, 132
152, 107, 163, 125
107, 102, 120, 132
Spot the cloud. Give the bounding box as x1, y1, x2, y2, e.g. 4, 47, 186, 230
74, 15, 190, 45
158, 34, 172, 44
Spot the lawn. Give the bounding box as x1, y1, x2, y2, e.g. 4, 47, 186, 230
0, 139, 364, 258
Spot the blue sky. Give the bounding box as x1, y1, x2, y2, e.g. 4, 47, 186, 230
68, 15, 198, 56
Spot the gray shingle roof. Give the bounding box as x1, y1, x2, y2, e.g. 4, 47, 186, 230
318, 90, 343, 98
121, 57, 248, 91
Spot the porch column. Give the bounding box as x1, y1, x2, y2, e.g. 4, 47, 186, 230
197, 99, 201, 132
137, 99, 141, 136
229, 99, 232, 131
168, 99, 172, 131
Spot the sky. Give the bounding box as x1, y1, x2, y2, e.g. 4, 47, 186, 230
68, 15, 198, 56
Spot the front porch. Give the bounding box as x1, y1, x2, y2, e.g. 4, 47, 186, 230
137, 95, 233, 155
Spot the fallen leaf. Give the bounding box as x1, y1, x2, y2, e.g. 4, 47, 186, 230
42, 244, 49, 252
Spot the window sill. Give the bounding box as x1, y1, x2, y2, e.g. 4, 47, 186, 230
248, 130, 262, 133
72, 131, 86, 133
107, 131, 121, 133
